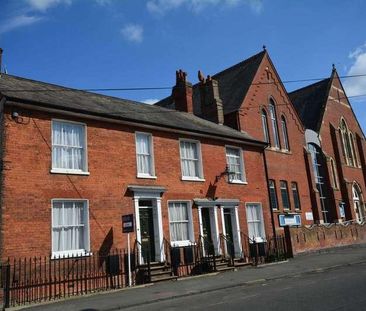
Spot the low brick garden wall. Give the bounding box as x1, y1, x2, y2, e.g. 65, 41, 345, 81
286, 222, 366, 255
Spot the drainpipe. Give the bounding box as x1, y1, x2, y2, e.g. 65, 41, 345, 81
263, 149, 277, 238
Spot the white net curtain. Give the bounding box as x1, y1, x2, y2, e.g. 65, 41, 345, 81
52, 121, 85, 171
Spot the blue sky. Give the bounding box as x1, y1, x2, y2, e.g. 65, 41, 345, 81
0, 0, 365, 129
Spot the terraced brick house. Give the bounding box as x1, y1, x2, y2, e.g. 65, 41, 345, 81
0, 65, 273, 268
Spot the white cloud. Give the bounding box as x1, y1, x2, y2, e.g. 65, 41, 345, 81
120, 24, 143, 43
142, 98, 159, 105
26, 0, 72, 12
146, 0, 263, 15
0, 14, 43, 34
344, 43, 366, 97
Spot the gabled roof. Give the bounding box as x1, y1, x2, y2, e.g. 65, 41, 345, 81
288, 78, 332, 132
0, 74, 264, 145
156, 50, 266, 115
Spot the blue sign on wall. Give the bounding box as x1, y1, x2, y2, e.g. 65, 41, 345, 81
279, 214, 301, 227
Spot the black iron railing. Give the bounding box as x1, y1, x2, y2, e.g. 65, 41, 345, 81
219, 234, 235, 266
1, 249, 131, 308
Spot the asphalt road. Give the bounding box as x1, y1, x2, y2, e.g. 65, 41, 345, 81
125, 262, 366, 311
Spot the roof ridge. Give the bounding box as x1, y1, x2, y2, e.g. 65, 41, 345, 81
289, 77, 331, 95
211, 50, 266, 79
0, 73, 147, 107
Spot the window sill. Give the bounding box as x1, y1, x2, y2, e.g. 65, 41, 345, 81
181, 177, 205, 182
266, 147, 292, 155
137, 174, 157, 179
51, 169, 90, 176
51, 250, 92, 259
229, 180, 248, 185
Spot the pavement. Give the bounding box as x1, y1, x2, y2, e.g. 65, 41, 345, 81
19, 244, 366, 311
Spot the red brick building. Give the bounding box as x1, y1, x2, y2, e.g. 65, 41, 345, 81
290, 67, 366, 224
0, 71, 272, 263
158, 50, 314, 232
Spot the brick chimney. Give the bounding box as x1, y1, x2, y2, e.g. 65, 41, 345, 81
198, 71, 224, 125
172, 69, 194, 113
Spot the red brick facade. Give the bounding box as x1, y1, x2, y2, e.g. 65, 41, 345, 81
0, 106, 270, 259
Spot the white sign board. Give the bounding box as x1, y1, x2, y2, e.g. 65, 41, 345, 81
305, 212, 314, 221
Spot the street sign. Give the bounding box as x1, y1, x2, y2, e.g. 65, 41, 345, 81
122, 214, 134, 233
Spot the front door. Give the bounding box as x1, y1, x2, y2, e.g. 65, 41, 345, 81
201, 208, 213, 255
223, 208, 235, 257
139, 207, 155, 263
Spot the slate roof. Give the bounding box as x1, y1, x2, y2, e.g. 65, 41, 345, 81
0, 74, 264, 145
156, 51, 266, 115
288, 78, 331, 132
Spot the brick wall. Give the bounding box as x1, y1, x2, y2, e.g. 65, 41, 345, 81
318, 72, 366, 222
1, 106, 271, 259
287, 222, 366, 255
237, 54, 314, 231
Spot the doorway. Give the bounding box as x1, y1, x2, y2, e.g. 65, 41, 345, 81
223, 208, 235, 257
221, 206, 242, 258
198, 207, 220, 256
139, 201, 156, 263
201, 208, 213, 255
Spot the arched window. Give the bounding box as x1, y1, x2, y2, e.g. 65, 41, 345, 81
261, 109, 270, 145
340, 119, 355, 166
329, 158, 338, 189
308, 143, 330, 223
269, 100, 280, 149
352, 183, 365, 223
349, 133, 359, 167
281, 116, 290, 151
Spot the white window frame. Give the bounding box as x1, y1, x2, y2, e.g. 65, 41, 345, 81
225, 145, 247, 184
179, 139, 205, 181
51, 119, 89, 175
245, 202, 266, 243
167, 200, 194, 247
51, 199, 91, 258
135, 131, 156, 179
